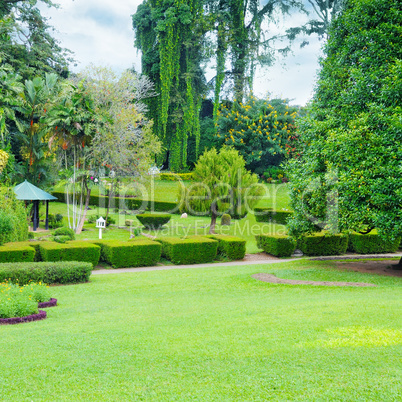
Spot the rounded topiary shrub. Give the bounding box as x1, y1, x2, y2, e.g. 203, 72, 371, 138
53, 227, 75, 241
136, 213, 171, 229
221, 214, 231, 226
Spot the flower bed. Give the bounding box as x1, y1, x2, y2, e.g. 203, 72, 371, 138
0, 310, 46, 325
0, 281, 51, 320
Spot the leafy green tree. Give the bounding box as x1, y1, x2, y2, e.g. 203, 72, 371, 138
286, 0, 402, 265
16, 72, 58, 187
216, 96, 299, 171
1, 1, 71, 81
183, 147, 263, 233
303, 0, 344, 38
0, 60, 24, 141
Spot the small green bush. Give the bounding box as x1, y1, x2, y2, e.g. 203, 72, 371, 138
27, 232, 34, 240
48, 213, 63, 229
254, 208, 293, 225
348, 233, 401, 254
39, 242, 100, 266
221, 214, 231, 226
53, 227, 75, 240
93, 239, 162, 268
87, 215, 97, 224
206, 235, 246, 260
157, 236, 218, 264
136, 213, 171, 229
0, 261, 92, 285
0, 244, 35, 263
53, 235, 71, 244
298, 233, 348, 256
256, 235, 296, 257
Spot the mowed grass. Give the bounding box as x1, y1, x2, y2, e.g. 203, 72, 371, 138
1, 260, 401, 401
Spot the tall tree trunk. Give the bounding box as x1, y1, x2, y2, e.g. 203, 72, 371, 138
75, 186, 91, 234
105, 180, 115, 225
209, 201, 218, 234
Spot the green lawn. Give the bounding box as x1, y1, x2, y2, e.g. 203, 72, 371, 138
1, 260, 401, 400
53, 179, 291, 207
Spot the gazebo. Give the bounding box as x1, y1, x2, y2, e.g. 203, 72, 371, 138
14, 180, 57, 231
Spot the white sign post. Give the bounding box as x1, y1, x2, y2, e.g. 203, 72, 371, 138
96, 217, 106, 239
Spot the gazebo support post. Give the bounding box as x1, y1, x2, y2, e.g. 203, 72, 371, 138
33, 200, 38, 231
45, 200, 49, 230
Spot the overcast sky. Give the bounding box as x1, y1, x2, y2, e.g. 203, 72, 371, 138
39, 0, 324, 106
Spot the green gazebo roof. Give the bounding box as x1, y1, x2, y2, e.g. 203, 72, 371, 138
14, 180, 57, 201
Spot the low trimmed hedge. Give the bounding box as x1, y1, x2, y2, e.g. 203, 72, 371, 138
158, 172, 194, 181
0, 244, 35, 263
136, 213, 171, 229
206, 235, 246, 260
298, 233, 348, 256
92, 239, 162, 268
157, 236, 218, 264
256, 234, 297, 257
254, 208, 293, 225
0, 261, 92, 285
39, 242, 101, 266
348, 233, 401, 254
52, 191, 180, 214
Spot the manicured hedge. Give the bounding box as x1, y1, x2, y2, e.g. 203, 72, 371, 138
92, 239, 161, 268
15, 241, 44, 262
52, 191, 179, 214
255, 234, 297, 257
206, 235, 246, 260
158, 172, 194, 181
136, 213, 171, 229
298, 233, 348, 256
157, 236, 218, 264
39, 242, 101, 266
254, 208, 293, 225
0, 261, 92, 285
0, 244, 35, 263
348, 233, 401, 254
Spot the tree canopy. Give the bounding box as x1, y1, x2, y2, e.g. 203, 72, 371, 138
286, 0, 402, 250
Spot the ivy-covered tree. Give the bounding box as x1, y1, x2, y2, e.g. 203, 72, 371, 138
216, 95, 299, 171
286, 0, 402, 265
132, 0, 307, 171
132, 0, 205, 172
211, 0, 303, 110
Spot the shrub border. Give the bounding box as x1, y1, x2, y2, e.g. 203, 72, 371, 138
0, 310, 47, 325
38, 298, 57, 308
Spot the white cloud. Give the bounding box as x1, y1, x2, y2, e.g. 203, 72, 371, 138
39, 0, 323, 105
